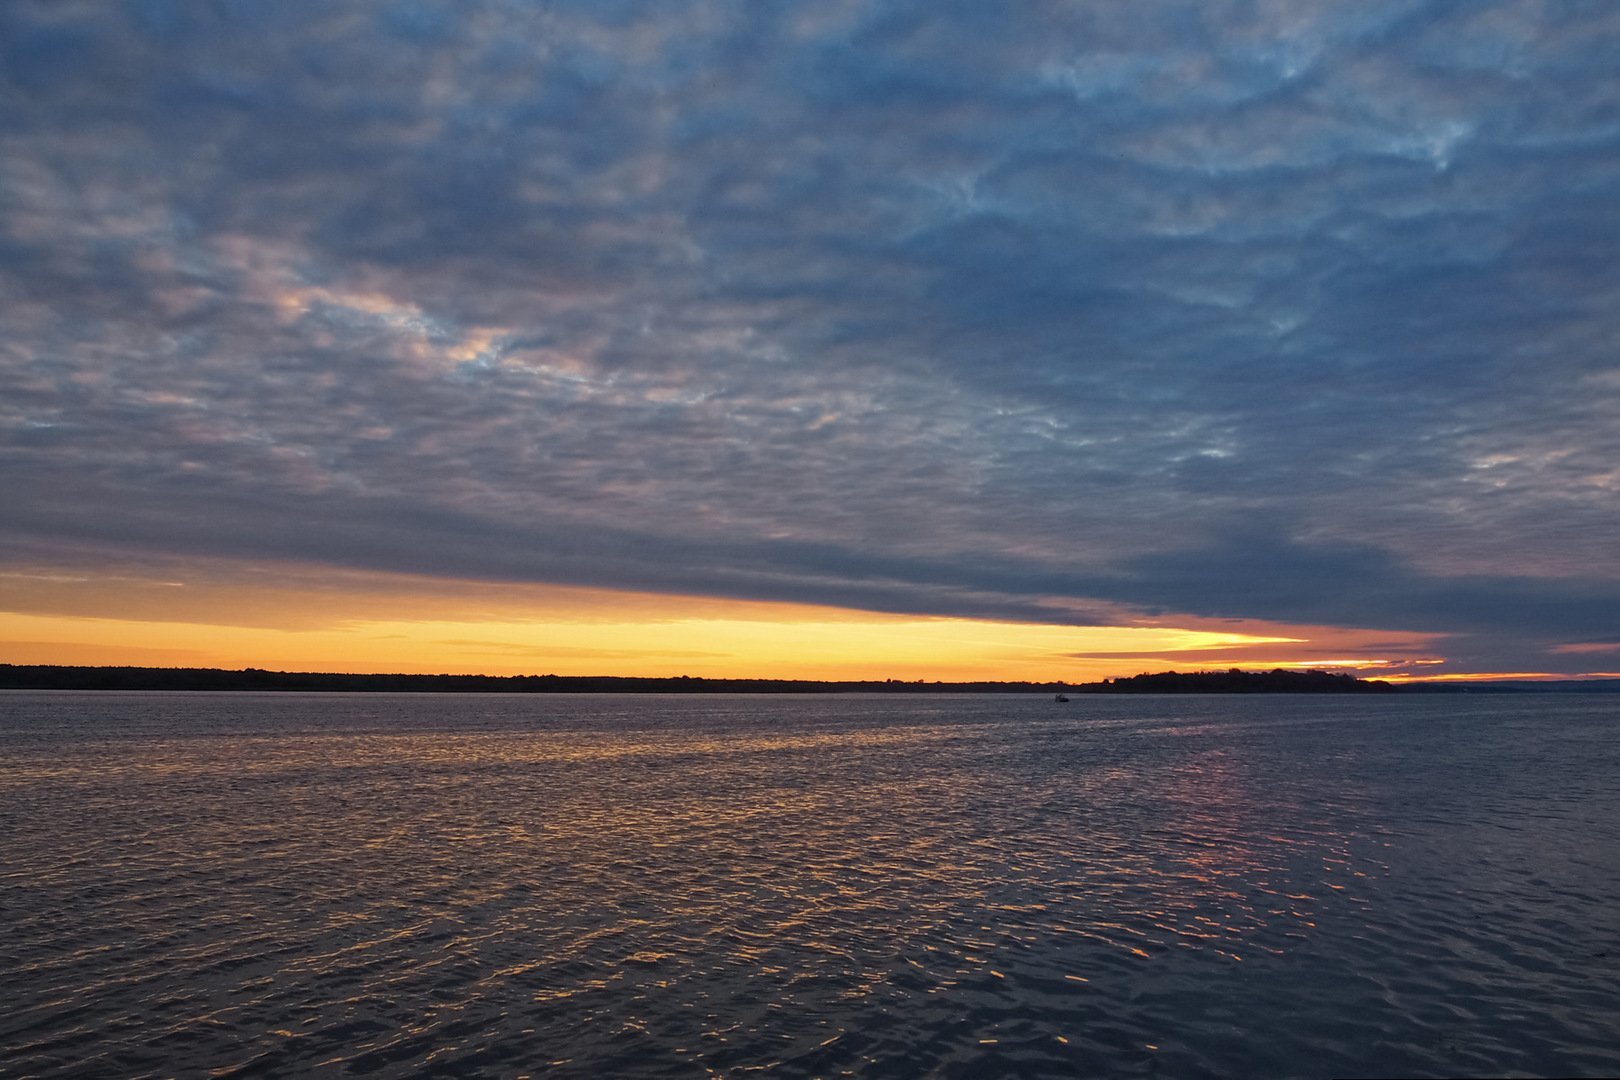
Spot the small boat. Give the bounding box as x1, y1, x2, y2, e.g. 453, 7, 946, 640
1054, 693, 1069, 703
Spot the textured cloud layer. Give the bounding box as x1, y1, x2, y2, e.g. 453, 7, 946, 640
4, 1, 1619, 673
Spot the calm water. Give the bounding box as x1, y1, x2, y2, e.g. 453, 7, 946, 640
2, 692, 1618, 1079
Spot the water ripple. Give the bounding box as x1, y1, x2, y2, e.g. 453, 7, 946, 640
2, 691, 1618, 1077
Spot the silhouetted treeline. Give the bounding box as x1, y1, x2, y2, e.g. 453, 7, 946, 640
4, 664, 1612, 695
0, 665, 1079, 694
1074, 668, 1398, 694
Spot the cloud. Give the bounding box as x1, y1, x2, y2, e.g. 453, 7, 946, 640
3, 1, 1619, 672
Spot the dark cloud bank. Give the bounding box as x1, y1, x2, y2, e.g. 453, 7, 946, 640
3, 1, 1619, 672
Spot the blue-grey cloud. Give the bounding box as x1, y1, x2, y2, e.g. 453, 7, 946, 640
3, 0, 1619, 672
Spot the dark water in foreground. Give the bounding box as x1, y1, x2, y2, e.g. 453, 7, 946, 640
2, 692, 1618, 1079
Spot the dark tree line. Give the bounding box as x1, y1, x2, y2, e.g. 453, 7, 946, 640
0, 665, 1079, 694
1075, 668, 1397, 693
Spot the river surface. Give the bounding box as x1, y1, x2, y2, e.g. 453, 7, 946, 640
2, 691, 1618, 1078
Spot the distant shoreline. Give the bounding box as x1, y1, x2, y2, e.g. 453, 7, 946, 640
0, 664, 1065, 695
4, 663, 1617, 694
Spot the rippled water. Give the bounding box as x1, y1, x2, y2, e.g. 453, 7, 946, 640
2, 692, 1618, 1078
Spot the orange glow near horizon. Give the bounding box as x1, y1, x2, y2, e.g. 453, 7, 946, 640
0, 558, 1575, 683
1091, 658, 1412, 671
1386, 671, 1570, 683
0, 606, 1304, 681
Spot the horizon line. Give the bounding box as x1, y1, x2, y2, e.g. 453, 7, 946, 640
5, 662, 1619, 687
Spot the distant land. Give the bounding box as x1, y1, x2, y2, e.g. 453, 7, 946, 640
3, 664, 1619, 694
1077, 669, 1397, 693
0, 664, 1071, 695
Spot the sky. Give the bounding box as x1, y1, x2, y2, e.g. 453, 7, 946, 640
3, 0, 1619, 681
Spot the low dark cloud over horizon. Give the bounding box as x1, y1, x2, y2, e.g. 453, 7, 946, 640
4, 1, 1619, 673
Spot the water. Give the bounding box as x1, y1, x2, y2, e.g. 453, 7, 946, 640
2, 692, 1617, 1078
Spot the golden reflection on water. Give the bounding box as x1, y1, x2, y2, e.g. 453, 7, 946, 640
3, 693, 1617, 1079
